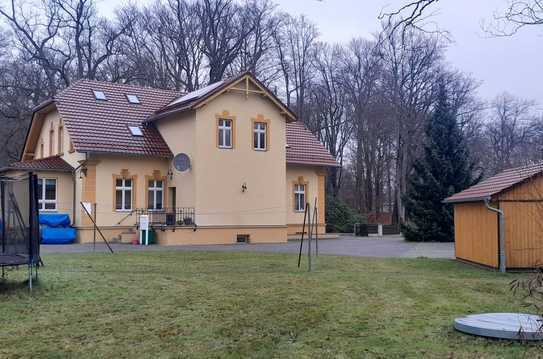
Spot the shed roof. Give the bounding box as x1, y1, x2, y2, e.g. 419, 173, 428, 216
1, 156, 74, 173
444, 162, 543, 203
286, 121, 338, 167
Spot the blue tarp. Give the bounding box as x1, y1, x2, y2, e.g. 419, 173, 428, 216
39, 213, 71, 228
41, 227, 77, 244
39, 213, 76, 244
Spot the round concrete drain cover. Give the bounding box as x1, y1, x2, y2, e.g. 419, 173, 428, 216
454, 313, 543, 341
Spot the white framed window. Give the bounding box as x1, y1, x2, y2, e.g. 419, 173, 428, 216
147, 179, 164, 210
126, 94, 140, 104
253, 122, 267, 150
294, 184, 306, 212
115, 178, 133, 211
93, 90, 107, 100
128, 126, 143, 136
38, 178, 57, 211
218, 119, 233, 148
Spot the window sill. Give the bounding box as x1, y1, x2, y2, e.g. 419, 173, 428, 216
253, 148, 267, 152
218, 146, 233, 150
115, 210, 132, 213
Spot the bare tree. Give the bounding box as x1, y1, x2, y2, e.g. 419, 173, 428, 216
489, 1, 543, 35
231, 0, 280, 84
273, 14, 318, 120
380, 29, 443, 223
197, 0, 256, 83
308, 42, 352, 196
485, 93, 539, 173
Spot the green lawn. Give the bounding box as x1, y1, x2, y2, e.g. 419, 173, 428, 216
0, 251, 541, 358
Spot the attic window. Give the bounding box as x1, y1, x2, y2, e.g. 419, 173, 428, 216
128, 126, 143, 136
126, 94, 140, 104
93, 90, 107, 101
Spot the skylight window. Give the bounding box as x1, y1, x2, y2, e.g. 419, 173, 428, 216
126, 94, 140, 104
128, 126, 143, 136
93, 90, 107, 101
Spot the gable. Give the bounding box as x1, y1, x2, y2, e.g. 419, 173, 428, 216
21, 102, 58, 161
149, 73, 297, 123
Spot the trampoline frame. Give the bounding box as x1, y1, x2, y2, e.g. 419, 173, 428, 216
0, 172, 40, 289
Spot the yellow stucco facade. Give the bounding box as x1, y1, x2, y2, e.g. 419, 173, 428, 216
15, 75, 331, 245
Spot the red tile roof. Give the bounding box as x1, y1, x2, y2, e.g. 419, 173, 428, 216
30, 75, 336, 167
55, 80, 180, 158
286, 121, 338, 167
2, 156, 74, 173
444, 162, 543, 203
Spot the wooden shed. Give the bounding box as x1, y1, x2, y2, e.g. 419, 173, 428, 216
444, 163, 543, 270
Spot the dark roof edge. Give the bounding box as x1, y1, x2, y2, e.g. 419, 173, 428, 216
31, 99, 55, 113
286, 160, 339, 168
81, 149, 173, 159
442, 196, 492, 204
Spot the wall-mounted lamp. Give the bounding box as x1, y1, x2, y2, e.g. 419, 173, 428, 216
241, 182, 248, 193
79, 166, 88, 179
167, 168, 174, 181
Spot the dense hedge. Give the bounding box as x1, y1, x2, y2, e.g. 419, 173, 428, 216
325, 196, 366, 233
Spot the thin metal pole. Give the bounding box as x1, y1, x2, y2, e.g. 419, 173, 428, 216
93, 203, 97, 252
297, 205, 308, 268
308, 203, 312, 272
80, 202, 114, 254
313, 197, 318, 257
1, 181, 5, 255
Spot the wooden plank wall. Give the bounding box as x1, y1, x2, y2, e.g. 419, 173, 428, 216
454, 202, 498, 268
499, 175, 543, 268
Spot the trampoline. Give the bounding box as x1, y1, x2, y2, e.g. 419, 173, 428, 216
0, 173, 40, 289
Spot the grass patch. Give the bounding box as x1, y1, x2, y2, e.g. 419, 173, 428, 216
0, 251, 541, 358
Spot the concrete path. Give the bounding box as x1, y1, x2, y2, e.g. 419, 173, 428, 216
40, 234, 454, 259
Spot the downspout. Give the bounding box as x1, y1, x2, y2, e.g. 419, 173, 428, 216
484, 197, 506, 273
72, 163, 83, 223
71, 153, 88, 223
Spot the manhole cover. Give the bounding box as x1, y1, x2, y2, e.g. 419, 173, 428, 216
454, 313, 543, 341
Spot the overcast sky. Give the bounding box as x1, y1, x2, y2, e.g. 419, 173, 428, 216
100, 0, 543, 107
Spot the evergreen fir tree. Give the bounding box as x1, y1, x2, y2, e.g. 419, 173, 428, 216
402, 83, 479, 242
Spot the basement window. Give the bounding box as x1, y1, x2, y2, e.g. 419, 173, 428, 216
237, 234, 250, 243
93, 90, 107, 101
128, 126, 143, 137
126, 94, 140, 104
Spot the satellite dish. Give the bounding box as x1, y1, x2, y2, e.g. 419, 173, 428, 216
173, 153, 191, 172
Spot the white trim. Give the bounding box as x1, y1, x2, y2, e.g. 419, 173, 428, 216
294, 184, 305, 212
115, 178, 133, 211
253, 122, 267, 150
38, 178, 57, 211
218, 119, 233, 149
147, 179, 164, 210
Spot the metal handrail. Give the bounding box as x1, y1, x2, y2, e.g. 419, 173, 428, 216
134, 207, 196, 228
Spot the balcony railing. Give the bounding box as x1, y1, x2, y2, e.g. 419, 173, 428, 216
134, 208, 196, 229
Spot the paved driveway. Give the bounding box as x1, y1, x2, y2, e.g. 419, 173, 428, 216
40, 235, 454, 259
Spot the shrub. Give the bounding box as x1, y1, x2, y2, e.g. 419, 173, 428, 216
325, 196, 365, 233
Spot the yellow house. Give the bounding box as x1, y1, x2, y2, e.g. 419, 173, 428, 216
1, 72, 338, 245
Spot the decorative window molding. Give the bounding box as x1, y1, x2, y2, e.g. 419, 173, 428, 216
38, 178, 57, 211
293, 176, 309, 212
252, 114, 270, 151
216, 111, 236, 149
147, 178, 164, 211
145, 171, 167, 211
113, 171, 137, 212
